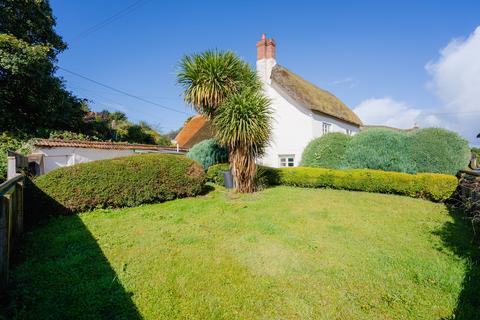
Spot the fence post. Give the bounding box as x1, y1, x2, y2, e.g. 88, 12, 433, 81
16, 180, 24, 237
0, 196, 8, 292
7, 156, 17, 180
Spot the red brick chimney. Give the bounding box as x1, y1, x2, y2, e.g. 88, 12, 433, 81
256, 33, 276, 61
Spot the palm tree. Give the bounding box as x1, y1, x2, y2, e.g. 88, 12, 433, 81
177, 50, 259, 118
214, 88, 272, 193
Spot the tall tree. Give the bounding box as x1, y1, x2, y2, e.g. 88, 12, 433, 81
214, 88, 272, 193
177, 50, 271, 192
177, 50, 259, 119
0, 0, 86, 136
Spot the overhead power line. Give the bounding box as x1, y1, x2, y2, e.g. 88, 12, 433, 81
58, 66, 190, 115
71, 0, 151, 41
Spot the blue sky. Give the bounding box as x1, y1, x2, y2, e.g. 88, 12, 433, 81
51, 0, 480, 145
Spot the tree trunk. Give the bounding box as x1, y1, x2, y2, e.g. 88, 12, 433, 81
229, 145, 257, 193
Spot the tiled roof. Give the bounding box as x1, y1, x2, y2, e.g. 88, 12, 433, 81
175, 115, 213, 148
33, 139, 188, 152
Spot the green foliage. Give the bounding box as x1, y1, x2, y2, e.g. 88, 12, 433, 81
344, 129, 415, 173
301, 133, 351, 168
187, 139, 228, 170
0, 2, 86, 136
207, 163, 279, 189
177, 50, 260, 118
206, 163, 230, 185
29, 154, 205, 215
214, 88, 272, 192
48, 130, 96, 141
0, 0, 66, 53
472, 147, 480, 158
214, 88, 272, 155
408, 128, 471, 175
83, 110, 172, 145
274, 167, 457, 202
0, 133, 32, 182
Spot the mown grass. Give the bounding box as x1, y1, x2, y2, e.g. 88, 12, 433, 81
3, 186, 479, 319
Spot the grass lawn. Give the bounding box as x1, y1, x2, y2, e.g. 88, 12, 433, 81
3, 186, 480, 319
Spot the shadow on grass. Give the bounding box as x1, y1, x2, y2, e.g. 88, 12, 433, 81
1, 180, 142, 319
435, 206, 480, 320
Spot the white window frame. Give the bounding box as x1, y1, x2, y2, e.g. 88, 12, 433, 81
322, 122, 332, 135
346, 129, 352, 136
279, 154, 295, 167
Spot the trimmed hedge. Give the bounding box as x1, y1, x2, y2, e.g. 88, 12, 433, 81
275, 167, 457, 202
29, 153, 205, 215
407, 128, 471, 175
207, 163, 279, 189
208, 164, 457, 202
343, 128, 415, 173
301, 133, 351, 168
187, 139, 228, 170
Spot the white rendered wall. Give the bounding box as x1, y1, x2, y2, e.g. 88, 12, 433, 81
32, 147, 135, 173
256, 59, 360, 168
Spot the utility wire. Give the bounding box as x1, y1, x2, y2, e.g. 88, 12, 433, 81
71, 0, 151, 41
58, 66, 191, 115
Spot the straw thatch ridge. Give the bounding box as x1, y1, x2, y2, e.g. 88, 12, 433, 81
270, 65, 362, 126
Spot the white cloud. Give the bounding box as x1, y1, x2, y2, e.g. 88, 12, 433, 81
353, 26, 480, 145
353, 97, 422, 129
425, 26, 480, 144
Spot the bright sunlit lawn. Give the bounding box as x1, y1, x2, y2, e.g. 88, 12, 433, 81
4, 186, 480, 319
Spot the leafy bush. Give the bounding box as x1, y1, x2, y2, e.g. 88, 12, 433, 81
344, 128, 415, 173
48, 130, 96, 141
28, 154, 205, 215
206, 163, 230, 184
407, 128, 470, 175
301, 133, 351, 168
207, 163, 279, 189
187, 139, 228, 170
275, 167, 457, 202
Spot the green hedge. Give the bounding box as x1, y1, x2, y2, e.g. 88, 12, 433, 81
207, 163, 279, 189
206, 163, 230, 184
208, 164, 457, 202
301, 133, 351, 168
28, 154, 205, 215
275, 167, 457, 202
343, 128, 415, 173
187, 139, 228, 170
407, 128, 471, 175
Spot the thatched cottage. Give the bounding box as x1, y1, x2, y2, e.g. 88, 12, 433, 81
176, 34, 362, 168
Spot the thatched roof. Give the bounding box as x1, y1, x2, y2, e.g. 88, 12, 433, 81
270, 65, 362, 126
174, 115, 213, 148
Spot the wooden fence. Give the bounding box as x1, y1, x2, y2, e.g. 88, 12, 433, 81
0, 175, 24, 294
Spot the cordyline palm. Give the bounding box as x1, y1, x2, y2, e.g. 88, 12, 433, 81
214, 88, 272, 193
177, 50, 260, 118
